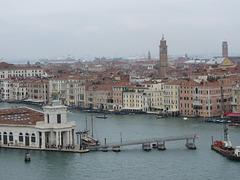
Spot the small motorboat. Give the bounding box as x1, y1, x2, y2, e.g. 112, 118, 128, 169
142, 144, 151, 151
95, 114, 107, 119
157, 144, 166, 150
112, 146, 121, 152
156, 115, 163, 119
24, 153, 31, 161
183, 117, 188, 120
102, 147, 108, 152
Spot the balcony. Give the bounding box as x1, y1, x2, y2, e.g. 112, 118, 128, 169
193, 100, 202, 106
231, 101, 237, 106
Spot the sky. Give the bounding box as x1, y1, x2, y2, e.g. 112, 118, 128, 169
0, 0, 239, 61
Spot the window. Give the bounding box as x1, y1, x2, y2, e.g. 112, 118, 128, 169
19, 133, 23, 142
9, 132, 13, 141
47, 114, 50, 123
31, 133, 36, 143
57, 114, 61, 123
0, 132, 1, 141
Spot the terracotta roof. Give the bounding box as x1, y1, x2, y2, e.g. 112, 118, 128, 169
0, 62, 42, 70
0, 107, 44, 125
181, 80, 200, 86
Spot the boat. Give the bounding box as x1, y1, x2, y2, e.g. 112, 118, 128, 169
142, 143, 151, 151
112, 146, 121, 152
211, 123, 240, 160
81, 135, 100, 147
205, 119, 231, 123
228, 123, 239, 127
183, 117, 188, 120
81, 115, 100, 149
186, 143, 196, 149
102, 147, 108, 152
156, 115, 163, 119
95, 114, 107, 119
157, 143, 166, 150
24, 152, 31, 161
115, 112, 128, 115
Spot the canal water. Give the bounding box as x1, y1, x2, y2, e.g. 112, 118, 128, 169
0, 102, 240, 180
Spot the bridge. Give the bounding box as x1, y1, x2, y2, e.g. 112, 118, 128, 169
91, 135, 198, 151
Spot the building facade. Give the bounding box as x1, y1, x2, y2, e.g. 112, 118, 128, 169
0, 62, 44, 80
0, 101, 76, 149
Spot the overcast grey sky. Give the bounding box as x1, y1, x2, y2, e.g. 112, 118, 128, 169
0, 0, 239, 60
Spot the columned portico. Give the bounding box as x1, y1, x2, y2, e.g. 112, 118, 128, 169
67, 131, 69, 145
50, 131, 54, 145
42, 131, 45, 149
69, 130, 72, 145
56, 131, 59, 147
72, 129, 76, 145
59, 131, 62, 147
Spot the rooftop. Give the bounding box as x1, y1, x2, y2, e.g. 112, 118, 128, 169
0, 107, 44, 125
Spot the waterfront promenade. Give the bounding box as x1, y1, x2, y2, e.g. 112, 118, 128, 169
0, 144, 89, 153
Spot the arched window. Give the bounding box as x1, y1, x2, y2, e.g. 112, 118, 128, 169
195, 88, 198, 94
31, 133, 35, 143
19, 133, 23, 142
9, 132, 13, 141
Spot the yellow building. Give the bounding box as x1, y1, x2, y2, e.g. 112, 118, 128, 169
206, 57, 235, 68
163, 80, 181, 115
123, 87, 150, 112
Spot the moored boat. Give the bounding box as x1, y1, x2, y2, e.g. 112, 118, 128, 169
142, 143, 151, 151
95, 114, 107, 119
112, 146, 121, 152
81, 135, 100, 147
228, 123, 239, 127
157, 143, 166, 150
115, 112, 128, 115
211, 124, 240, 161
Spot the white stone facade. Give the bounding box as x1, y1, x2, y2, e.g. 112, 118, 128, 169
0, 101, 76, 149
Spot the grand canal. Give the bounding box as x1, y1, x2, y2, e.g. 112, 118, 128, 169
0, 102, 240, 180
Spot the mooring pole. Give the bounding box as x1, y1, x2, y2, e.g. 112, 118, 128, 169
120, 132, 122, 144
80, 133, 82, 150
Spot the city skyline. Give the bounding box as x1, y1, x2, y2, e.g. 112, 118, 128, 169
0, 0, 240, 60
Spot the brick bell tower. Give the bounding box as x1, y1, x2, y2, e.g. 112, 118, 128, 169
159, 35, 168, 77
222, 41, 228, 57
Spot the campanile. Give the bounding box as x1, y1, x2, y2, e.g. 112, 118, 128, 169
159, 35, 168, 77
222, 41, 228, 57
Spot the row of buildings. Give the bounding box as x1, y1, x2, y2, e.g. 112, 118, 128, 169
1, 66, 240, 118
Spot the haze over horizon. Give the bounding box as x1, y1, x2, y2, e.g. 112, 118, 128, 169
0, 0, 239, 61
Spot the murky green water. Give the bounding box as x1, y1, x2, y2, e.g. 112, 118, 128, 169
1, 102, 240, 180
